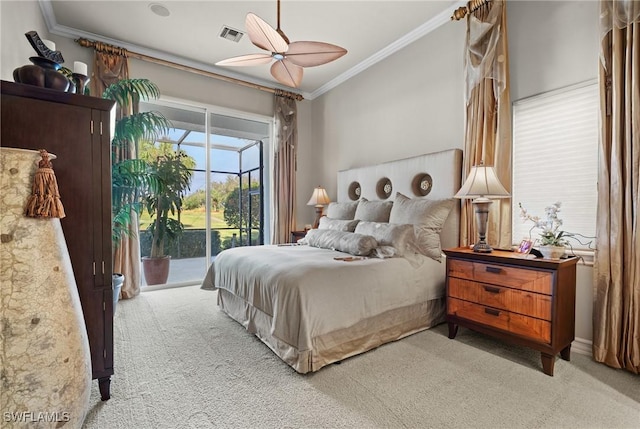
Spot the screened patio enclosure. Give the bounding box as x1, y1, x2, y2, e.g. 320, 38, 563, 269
138, 101, 271, 287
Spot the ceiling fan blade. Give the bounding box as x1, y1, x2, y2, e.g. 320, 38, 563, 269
286, 41, 347, 67
271, 59, 303, 88
246, 13, 289, 53
216, 53, 273, 67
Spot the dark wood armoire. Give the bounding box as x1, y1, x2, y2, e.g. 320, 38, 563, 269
1, 80, 116, 400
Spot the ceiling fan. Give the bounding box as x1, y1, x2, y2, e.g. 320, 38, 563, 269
216, 0, 347, 88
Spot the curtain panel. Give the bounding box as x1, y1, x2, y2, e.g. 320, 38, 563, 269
272, 95, 298, 244
91, 46, 142, 299
593, 0, 640, 374
459, 0, 512, 250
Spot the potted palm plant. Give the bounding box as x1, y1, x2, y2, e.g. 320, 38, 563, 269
103, 79, 171, 299
139, 147, 193, 285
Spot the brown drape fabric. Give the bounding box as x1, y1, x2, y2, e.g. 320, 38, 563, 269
593, 0, 640, 374
459, 0, 512, 249
272, 94, 298, 244
92, 46, 141, 300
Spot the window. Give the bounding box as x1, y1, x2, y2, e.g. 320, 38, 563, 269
512, 82, 598, 250
137, 100, 272, 287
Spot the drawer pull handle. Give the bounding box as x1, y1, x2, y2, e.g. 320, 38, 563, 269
483, 286, 501, 294
485, 266, 502, 274
484, 308, 500, 316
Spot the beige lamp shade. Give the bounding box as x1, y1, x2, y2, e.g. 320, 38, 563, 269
307, 186, 330, 229
455, 164, 510, 199
307, 186, 331, 207
455, 164, 509, 253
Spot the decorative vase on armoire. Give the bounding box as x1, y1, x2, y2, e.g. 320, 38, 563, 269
0, 148, 91, 428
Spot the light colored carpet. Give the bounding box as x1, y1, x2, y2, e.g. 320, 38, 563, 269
83, 285, 639, 429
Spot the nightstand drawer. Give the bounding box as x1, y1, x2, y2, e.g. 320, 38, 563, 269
444, 247, 578, 376
448, 297, 551, 343
448, 259, 553, 295
448, 278, 552, 320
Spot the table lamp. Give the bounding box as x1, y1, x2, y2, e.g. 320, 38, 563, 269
307, 186, 331, 229
455, 163, 510, 253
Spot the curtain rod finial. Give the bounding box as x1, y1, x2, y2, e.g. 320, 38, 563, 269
76, 38, 94, 48
451, 6, 469, 21
452, 0, 491, 21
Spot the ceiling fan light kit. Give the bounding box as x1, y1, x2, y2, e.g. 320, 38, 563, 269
216, 0, 347, 88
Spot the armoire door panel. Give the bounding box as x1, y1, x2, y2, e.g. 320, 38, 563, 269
2, 80, 116, 399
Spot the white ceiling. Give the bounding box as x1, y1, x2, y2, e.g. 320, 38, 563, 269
40, 0, 463, 99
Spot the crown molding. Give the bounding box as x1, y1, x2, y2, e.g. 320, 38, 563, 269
38, 0, 464, 101
37, 0, 307, 98
309, 0, 466, 100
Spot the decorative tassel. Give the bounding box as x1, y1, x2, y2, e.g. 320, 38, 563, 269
25, 149, 66, 219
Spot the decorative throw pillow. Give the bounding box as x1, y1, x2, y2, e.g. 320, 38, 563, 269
301, 229, 378, 256
410, 226, 445, 261
371, 246, 398, 259
326, 201, 359, 220
354, 197, 393, 222
318, 217, 359, 232
388, 192, 455, 260
354, 221, 413, 257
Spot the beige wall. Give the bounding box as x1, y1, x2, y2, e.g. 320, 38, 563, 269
308, 1, 598, 345
1, 1, 598, 344
0, 1, 50, 80
309, 20, 465, 211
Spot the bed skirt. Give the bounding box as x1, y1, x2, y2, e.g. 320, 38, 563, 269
217, 288, 445, 374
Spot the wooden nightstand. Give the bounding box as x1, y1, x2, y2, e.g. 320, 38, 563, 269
443, 247, 578, 376
290, 230, 308, 243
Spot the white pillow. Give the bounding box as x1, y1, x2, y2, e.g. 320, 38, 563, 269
318, 217, 359, 232
326, 201, 358, 220
354, 221, 413, 257
354, 198, 393, 222
301, 229, 378, 256
389, 192, 455, 261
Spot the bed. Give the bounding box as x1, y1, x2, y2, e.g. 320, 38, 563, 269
201, 149, 463, 373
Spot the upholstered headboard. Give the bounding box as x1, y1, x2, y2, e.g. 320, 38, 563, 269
337, 149, 463, 250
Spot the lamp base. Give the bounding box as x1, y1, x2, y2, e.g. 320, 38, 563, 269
472, 198, 494, 253
312, 205, 324, 229
472, 240, 493, 253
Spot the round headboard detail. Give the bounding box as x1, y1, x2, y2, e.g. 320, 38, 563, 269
376, 177, 393, 200
412, 173, 433, 197
336, 149, 463, 249
347, 181, 361, 201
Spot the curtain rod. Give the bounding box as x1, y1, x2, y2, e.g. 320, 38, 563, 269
75, 38, 304, 101
451, 0, 491, 21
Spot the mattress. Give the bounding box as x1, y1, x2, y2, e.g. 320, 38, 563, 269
202, 244, 447, 372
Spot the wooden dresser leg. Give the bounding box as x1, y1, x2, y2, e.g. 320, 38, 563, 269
541, 353, 555, 376
560, 345, 571, 361
98, 376, 111, 401
447, 322, 458, 339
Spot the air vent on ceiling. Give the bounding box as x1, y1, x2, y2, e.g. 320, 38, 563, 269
219, 26, 244, 43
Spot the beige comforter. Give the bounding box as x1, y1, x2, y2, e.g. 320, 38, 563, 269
202, 244, 445, 352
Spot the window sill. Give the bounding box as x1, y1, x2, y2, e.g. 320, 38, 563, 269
565, 249, 595, 267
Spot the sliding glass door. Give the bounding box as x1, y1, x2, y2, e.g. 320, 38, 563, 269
138, 101, 271, 287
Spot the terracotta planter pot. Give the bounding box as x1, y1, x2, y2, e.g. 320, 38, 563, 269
142, 256, 171, 285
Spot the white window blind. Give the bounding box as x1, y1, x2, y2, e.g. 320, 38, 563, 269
512, 82, 598, 249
